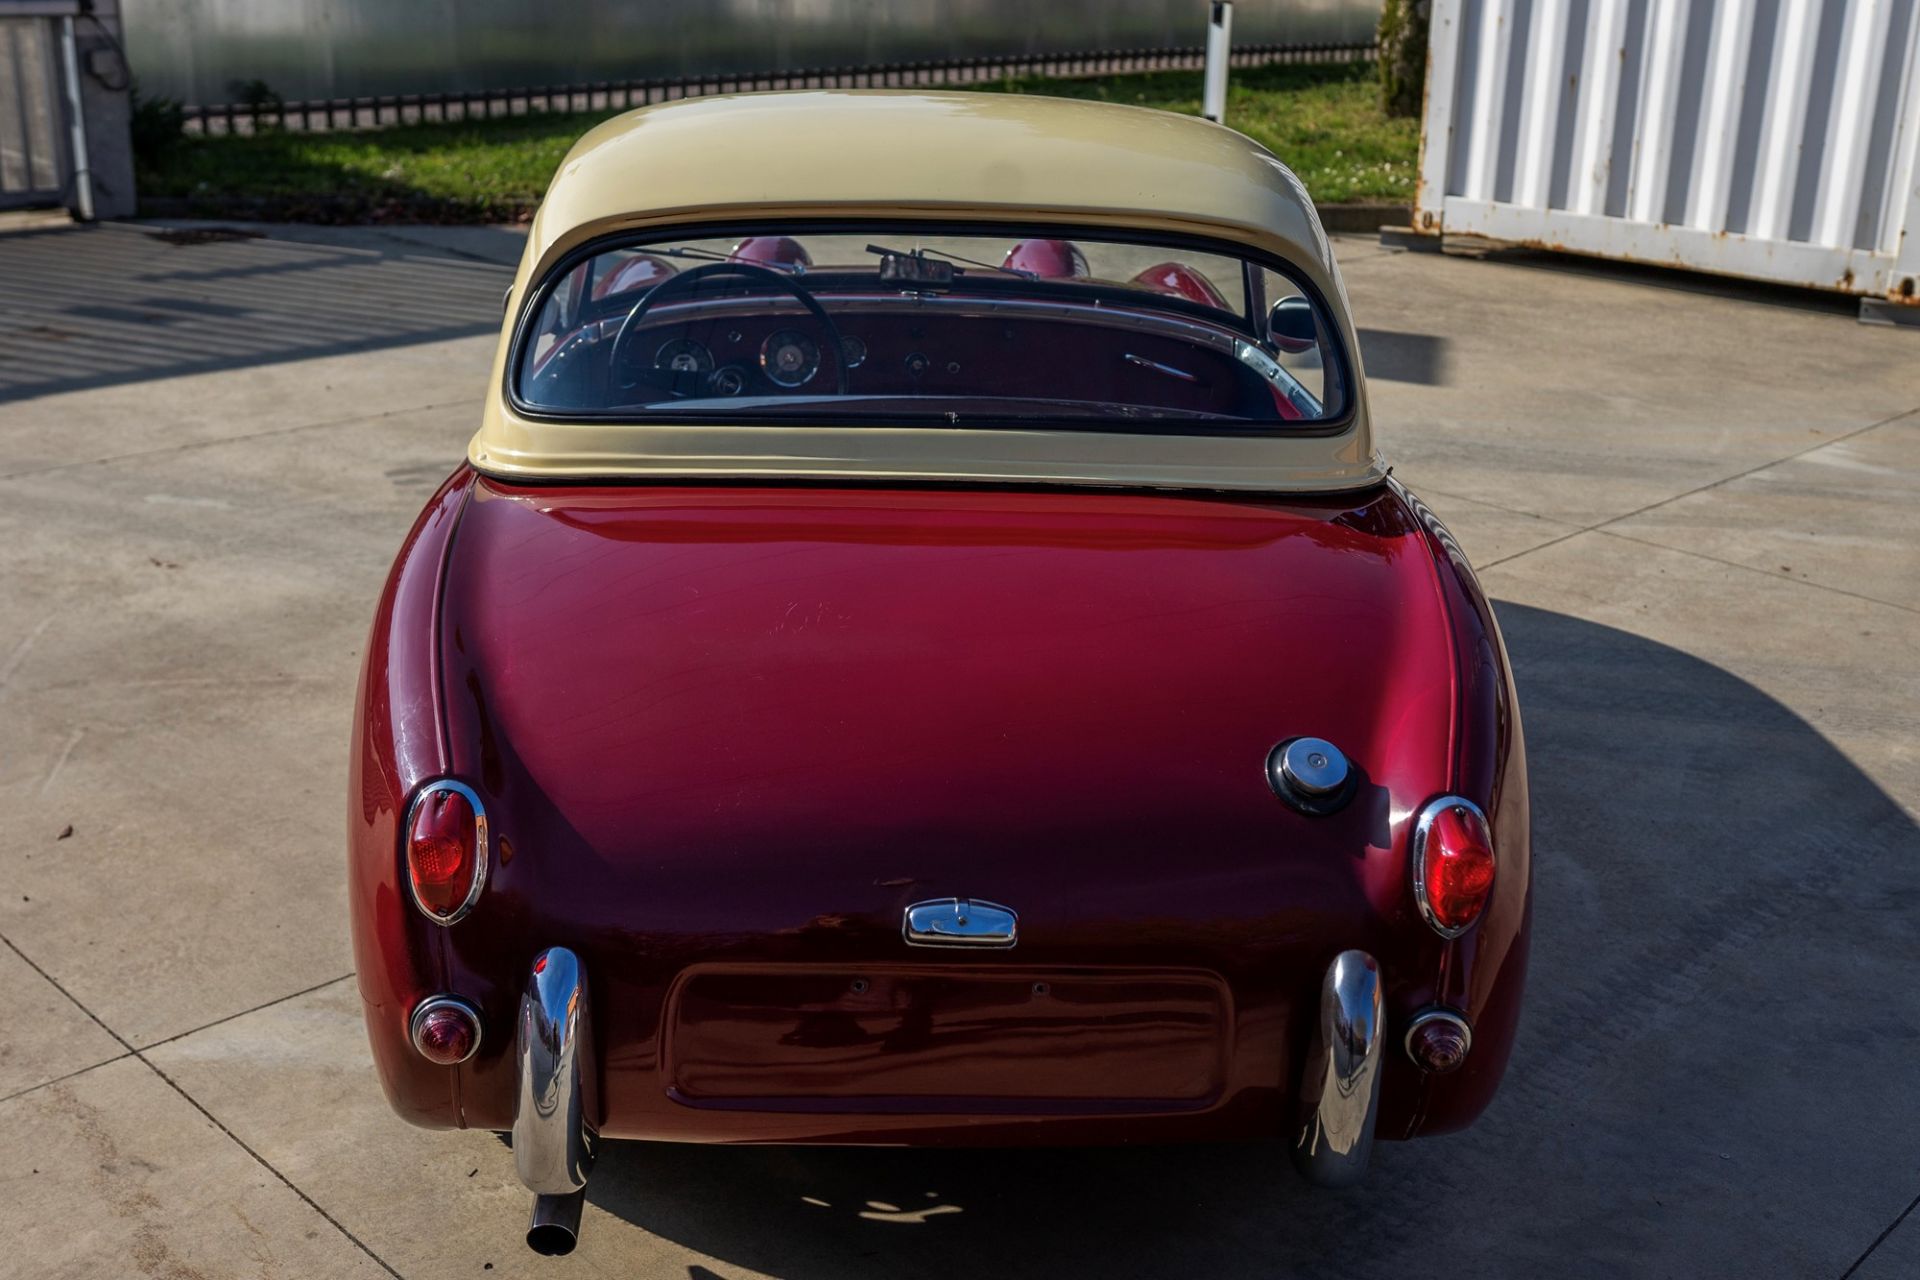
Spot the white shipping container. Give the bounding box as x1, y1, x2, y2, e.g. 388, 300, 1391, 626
1415, 0, 1920, 310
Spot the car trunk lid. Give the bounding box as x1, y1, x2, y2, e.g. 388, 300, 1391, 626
439, 480, 1454, 957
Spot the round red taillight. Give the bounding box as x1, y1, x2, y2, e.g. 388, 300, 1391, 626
1405, 1009, 1472, 1073
405, 781, 487, 925
410, 996, 482, 1065
1412, 797, 1496, 937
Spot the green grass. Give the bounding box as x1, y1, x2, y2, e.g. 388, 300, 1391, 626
977, 60, 1416, 204
139, 60, 1415, 221
138, 107, 608, 221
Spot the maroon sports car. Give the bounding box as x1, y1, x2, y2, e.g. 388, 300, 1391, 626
348, 91, 1530, 1256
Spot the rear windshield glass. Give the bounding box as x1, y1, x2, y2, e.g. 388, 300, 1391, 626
514, 225, 1347, 429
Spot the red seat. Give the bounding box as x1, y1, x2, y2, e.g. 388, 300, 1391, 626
1131, 262, 1229, 308
1002, 238, 1089, 278
728, 236, 814, 271
592, 254, 677, 300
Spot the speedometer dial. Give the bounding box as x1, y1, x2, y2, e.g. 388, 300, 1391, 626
759, 330, 820, 388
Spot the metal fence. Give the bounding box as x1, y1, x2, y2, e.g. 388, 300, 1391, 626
179, 39, 1378, 136
1415, 0, 1920, 305
126, 0, 1380, 108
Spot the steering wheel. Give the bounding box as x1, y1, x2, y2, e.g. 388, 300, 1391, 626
608, 261, 851, 397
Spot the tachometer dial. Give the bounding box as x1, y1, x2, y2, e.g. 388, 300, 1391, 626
760, 329, 820, 388
654, 339, 714, 374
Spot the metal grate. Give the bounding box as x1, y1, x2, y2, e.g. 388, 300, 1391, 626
178, 40, 1378, 137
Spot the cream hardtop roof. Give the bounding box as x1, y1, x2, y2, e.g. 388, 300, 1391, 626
525, 90, 1337, 278
475, 91, 1382, 493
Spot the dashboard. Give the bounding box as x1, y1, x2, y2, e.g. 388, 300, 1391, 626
528, 299, 1291, 421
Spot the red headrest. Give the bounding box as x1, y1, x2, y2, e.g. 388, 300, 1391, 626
1131, 262, 1229, 309
728, 236, 814, 271
592, 254, 677, 300
1001, 239, 1090, 279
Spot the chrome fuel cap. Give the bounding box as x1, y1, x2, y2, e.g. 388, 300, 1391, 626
1280, 738, 1348, 795
1269, 737, 1355, 815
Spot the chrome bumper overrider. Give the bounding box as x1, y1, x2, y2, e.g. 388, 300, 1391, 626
513, 946, 597, 1255
1291, 949, 1383, 1188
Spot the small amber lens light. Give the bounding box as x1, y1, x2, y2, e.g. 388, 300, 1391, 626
1421, 803, 1496, 933
407, 787, 479, 921
411, 1001, 480, 1065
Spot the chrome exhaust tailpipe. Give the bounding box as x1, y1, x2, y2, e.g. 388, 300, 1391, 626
1291, 948, 1383, 1188
514, 947, 597, 1255
527, 1189, 585, 1256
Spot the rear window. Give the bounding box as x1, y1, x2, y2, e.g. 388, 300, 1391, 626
514, 224, 1348, 430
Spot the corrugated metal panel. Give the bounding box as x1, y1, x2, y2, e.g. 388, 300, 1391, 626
1416, 0, 1920, 302
120, 0, 1381, 107
0, 16, 67, 208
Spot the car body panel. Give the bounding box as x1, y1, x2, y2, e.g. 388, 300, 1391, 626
349, 469, 467, 1127
349, 475, 1530, 1143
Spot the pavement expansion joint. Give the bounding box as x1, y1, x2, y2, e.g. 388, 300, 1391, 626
1840, 1188, 1920, 1280
0, 934, 395, 1268
1466, 401, 1920, 580
1594, 528, 1920, 616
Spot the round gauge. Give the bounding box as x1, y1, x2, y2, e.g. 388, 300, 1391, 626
654, 339, 714, 375
839, 335, 867, 369
759, 329, 820, 388
710, 366, 747, 396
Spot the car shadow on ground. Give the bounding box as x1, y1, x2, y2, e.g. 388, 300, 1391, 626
572, 601, 1920, 1278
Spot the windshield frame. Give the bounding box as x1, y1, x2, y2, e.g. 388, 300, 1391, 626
504, 218, 1356, 439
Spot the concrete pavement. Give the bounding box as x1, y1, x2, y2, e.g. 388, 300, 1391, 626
1, 219, 1916, 1279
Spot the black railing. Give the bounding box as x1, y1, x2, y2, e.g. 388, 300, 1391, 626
180, 41, 1378, 136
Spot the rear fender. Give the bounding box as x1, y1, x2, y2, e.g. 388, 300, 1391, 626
348, 466, 475, 1128
1390, 479, 1532, 1136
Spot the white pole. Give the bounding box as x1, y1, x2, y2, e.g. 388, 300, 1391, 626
58, 15, 94, 221
1202, 1, 1232, 123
